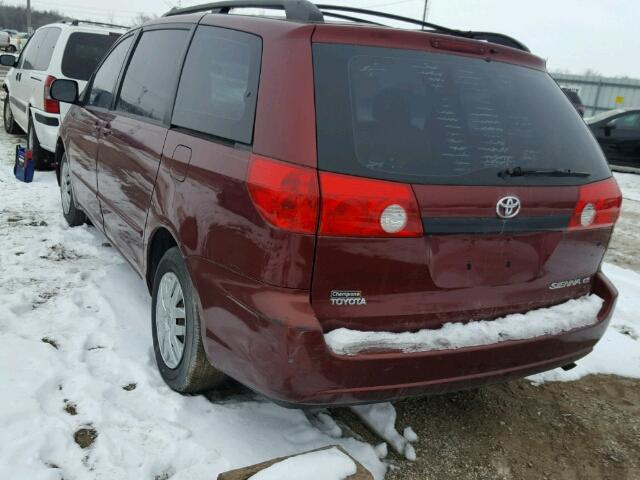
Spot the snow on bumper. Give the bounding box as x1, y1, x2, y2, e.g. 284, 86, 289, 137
325, 295, 604, 356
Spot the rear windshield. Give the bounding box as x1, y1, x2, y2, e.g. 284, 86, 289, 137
313, 44, 610, 186
62, 32, 121, 81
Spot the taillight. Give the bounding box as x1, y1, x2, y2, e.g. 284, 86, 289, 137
569, 178, 622, 230
319, 172, 423, 237
44, 75, 60, 114
247, 154, 319, 234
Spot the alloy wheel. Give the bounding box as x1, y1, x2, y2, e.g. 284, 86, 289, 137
155, 272, 187, 369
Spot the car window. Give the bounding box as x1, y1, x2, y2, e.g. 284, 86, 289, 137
172, 26, 262, 144
19, 28, 46, 69
611, 113, 640, 128
88, 35, 134, 109
313, 43, 610, 186
115, 29, 189, 123
62, 32, 121, 81
32, 27, 61, 71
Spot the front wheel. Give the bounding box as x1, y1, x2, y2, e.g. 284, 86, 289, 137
60, 152, 86, 227
151, 247, 226, 393
7, 45, 16, 53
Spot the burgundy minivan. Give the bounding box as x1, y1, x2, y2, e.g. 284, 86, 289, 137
51, 1, 621, 406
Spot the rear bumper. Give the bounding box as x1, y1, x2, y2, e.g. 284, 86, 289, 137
31, 108, 59, 153
189, 257, 618, 407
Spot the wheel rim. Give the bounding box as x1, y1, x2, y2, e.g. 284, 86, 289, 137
155, 272, 187, 369
61, 160, 72, 214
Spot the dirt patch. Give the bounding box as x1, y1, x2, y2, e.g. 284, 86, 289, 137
379, 375, 640, 480
122, 383, 137, 391
41, 337, 59, 349
64, 400, 78, 416
74, 427, 98, 449
40, 244, 82, 261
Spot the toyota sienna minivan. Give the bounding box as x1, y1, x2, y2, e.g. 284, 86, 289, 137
50, 1, 621, 406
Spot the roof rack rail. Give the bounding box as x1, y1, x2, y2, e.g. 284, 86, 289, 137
164, 0, 324, 22
61, 18, 129, 29
163, 1, 529, 52
316, 5, 529, 52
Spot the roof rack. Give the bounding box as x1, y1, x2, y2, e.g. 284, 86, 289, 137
164, 0, 323, 22
316, 5, 529, 51
61, 19, 129, 29
163, 1, 529, 52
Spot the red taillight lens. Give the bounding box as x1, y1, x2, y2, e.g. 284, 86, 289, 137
569, 178, 622, 230
319, 172, 423, 237
44, 75, 60, 114
247, 155, 319, 234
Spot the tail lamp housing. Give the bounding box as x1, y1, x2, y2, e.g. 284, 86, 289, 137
318, 172, 422, 237
44, 75, 60, 114
246, 155, 423, 237
569, 177, 622, 230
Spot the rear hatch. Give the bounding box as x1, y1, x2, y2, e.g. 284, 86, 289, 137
310, 28, 619, 333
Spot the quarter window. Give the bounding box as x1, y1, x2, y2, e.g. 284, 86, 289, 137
88, 35, 134, 109
116, 29, 189, 123
62, 32, 121, 81
172, 26, 262, 144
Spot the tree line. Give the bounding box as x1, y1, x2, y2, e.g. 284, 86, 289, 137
0, 3, 63, 32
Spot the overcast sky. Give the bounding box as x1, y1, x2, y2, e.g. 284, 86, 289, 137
12, 0, 640, 78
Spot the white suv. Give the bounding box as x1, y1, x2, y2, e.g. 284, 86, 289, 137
1, 21, 126, 168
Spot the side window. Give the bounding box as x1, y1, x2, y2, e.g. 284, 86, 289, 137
116, 29, 189, 123
20, 28, 46, 70
611, 113, 640, 129
172, 26, 262, 144
88, 35, 134, 109
32, 27, 61, 71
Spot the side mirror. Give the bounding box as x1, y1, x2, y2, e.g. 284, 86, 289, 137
0, 54, 16, 67
50, 79, 79, 104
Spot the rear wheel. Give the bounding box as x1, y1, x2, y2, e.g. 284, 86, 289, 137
152, 247, 226, 393
3, 93, 21, 134
28, 117, 51, 170
59, 152, 86, 227
7, 45, 16, 53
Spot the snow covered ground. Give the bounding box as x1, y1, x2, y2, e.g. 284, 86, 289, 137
0, 133, 389, 479
0, 119, 639, 480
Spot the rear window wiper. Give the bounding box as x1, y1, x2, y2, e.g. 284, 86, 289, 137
499, 167, 591, 178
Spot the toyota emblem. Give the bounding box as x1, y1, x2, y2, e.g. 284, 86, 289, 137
496, 196, 521, 219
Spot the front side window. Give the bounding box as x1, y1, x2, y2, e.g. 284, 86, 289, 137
116, 29, 189, 123
172, 26, 262, 144
611, 112, 640, 129
62, 32, 121, 81
32, 27, 61, 71
88, 35, 134, 109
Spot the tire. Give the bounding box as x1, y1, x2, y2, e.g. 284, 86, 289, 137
152, 247, 225, 393
28, 117, 51, 170
59, 152, 86, 227
3, 93, 21, 134
7, 45, 16, 53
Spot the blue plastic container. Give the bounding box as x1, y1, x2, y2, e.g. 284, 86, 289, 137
14, 145, 34, 183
